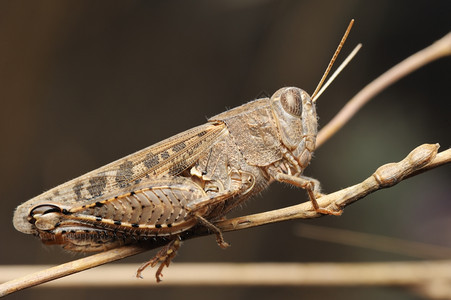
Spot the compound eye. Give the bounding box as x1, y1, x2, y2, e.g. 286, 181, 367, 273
28, 204, 62, 224
280, 88, 302, 116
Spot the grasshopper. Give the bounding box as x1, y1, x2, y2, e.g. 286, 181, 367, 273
13, 21, 356, 281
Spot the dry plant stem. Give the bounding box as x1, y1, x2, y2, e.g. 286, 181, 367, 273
316, 32, 451, 148
3, 262, 451, 287
1, 33, 451, 297
216, 143, 443, 231
0, 245, 148, 297
5, 263, 451, 299
408, 149, 451, 179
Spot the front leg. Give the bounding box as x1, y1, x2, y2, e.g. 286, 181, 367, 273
274, 172, 342, 216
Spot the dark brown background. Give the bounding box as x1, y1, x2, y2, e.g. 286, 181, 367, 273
1, 1, 450, 299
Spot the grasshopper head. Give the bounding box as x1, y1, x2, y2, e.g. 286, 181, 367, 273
270, 87, 317, 168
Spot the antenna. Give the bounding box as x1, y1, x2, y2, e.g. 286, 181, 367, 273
310, 19, 354, 101
312, 43, 362, 101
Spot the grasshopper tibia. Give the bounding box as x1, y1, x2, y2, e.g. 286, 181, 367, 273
136, 238, 181, 282
275, 173, 343, 216
195, 214, 230, 248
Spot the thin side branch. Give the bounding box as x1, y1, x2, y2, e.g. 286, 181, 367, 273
316, 32, 451, 148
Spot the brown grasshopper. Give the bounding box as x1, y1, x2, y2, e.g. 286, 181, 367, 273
13, 21, 356, 281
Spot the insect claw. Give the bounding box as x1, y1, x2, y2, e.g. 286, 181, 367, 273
314, 206, 343, 216
216, 234, 230, 249
154, 263, 166, 283
308, 189, 343, 216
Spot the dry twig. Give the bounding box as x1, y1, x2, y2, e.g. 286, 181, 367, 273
1, 32, 450, 298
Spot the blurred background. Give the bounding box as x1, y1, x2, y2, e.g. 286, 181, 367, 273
0, 1, 450, 299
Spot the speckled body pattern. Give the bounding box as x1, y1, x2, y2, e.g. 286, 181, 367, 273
13, 87, 318, 252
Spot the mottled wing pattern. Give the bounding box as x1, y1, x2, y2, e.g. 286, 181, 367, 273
34, 121, 228, 205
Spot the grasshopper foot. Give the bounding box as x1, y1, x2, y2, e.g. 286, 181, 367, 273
273, 172, 343, 216
313, 205, 343, 216
310, 191, 343, 216
136, 238, 181, 282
